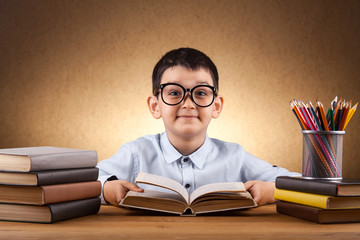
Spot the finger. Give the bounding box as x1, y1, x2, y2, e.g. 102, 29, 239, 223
115, 189, 126, 204
244, 180, 257, 190
245, 182, 262, 205
252, 191, 262, 205
120, 181, 144, 192
107, 182, 127, 205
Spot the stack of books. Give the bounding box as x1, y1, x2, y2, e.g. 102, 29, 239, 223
274, 176, 360, 224
0, 146, 101, 223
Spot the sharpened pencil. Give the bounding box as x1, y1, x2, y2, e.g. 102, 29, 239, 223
343, 102, 358, 130
318, 101, 329, 131
309, 101, 322, 131
290, 96, 356, 179
290, 100, 308, 130
291, 97, 357, 132
340, 101, 350, 131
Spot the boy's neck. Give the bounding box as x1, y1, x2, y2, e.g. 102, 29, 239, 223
165, 131, 206, 156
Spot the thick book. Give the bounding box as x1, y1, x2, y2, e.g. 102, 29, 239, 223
0, 168, 99, 186
277, 201, 360, 224
0, 181, 101, 205
0, 197, 101, 223
275, 176, 360, 196
274, 188, 360, 209
120, 172, 257, 215
0, 146, 98, 172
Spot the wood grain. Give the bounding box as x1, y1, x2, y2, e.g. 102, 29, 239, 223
0, 204, 359, 239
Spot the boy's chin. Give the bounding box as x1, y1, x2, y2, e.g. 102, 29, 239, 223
176, 128, 206, 139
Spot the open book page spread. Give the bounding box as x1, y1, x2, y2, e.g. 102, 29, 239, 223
135, 172, 189, 203
189, 182, 246, 204
122, 173, 256, 215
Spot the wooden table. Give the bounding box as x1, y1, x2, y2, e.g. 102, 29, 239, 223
0, 204, 359, 239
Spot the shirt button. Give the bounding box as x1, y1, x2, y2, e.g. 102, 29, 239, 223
185, 183, 190, 189
183, 157, 189, 163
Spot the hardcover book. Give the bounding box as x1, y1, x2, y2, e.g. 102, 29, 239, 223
277, 201, 360, 224
274, 188, 360, 209
0, 168, 99, 186
275, 176, 360, 196
0, 181, 101, 205
120, 172, 257, 215
0, 197, 101, 223
0, 146, 98, 172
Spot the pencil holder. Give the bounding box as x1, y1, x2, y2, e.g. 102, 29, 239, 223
302, 130, 345, 180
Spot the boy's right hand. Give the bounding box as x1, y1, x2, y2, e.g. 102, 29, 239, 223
103, 180, 144, 206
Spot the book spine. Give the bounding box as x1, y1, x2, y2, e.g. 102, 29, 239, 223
276, 201, 321, 223
274, 189, 329, 209
37, 168, 99, 186
42, 181, 101, 204
30, 151, 98, 171
49, 197, 101, 223
275, 177, 337, 196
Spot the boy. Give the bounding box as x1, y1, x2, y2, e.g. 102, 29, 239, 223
97, 47, 300, 207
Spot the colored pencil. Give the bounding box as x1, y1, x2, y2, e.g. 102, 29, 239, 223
290, 97, 357, 178
343, 102, 358, 130
340, 101, 350, 131
317, 101, 329, 131
289, 97, 357, 131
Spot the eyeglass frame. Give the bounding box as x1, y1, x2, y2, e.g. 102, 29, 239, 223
154, 83, 218, 107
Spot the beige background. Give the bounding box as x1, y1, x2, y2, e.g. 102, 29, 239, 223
1, 0, 359, 178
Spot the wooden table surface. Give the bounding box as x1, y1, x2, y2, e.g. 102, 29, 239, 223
0, 204, 359, 239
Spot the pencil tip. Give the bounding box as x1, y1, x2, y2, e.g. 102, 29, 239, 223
353, 102, 358, 110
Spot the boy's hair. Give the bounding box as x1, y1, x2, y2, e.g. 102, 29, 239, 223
152, 48, 219, 95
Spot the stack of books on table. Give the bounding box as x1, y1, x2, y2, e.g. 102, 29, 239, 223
274, 176, 360, 224
0, 146, 101, 223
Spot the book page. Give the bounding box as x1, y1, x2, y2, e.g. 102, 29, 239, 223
189, 182, 245, 204
124, 189, 186, 203
135, 172, 189, 203
121, 189, 188, 214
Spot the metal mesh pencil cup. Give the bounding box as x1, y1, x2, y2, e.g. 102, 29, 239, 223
302, 130, 345, 180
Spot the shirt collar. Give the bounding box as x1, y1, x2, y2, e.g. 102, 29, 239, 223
160, 132, 210, 170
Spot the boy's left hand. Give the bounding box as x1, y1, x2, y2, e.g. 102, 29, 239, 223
244, 181, 276, 206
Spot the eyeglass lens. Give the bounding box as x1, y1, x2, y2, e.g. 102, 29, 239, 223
161, 84, 215, 107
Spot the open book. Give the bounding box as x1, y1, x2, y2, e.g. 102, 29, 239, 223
120, 172, 257, 215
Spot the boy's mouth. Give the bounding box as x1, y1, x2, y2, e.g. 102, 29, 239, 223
177, 115, 198, 119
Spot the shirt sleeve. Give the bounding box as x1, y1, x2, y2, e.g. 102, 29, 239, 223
96, 142, 137, 204
240, 148, 301, 182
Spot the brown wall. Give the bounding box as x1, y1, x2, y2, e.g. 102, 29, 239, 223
1, 0, 359, 178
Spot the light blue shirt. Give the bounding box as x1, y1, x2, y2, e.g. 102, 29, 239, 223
97, 132, 300, 203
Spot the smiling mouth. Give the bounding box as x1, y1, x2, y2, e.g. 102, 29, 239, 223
177, 115, 198, 119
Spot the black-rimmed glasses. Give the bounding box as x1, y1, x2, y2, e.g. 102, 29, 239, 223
156, 83, 217, 107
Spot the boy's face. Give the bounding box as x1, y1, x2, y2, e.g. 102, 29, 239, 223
148, 66, 223, 140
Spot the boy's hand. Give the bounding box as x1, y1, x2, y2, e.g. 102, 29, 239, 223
103, 180, 144, 206
244, 181, 276, 206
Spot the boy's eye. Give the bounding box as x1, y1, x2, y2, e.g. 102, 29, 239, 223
194, 90, 207, 96
168, 90, 182, 97
194, 87, 212, 97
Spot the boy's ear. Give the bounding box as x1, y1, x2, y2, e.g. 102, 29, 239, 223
147, 95, 161, 119
212, 95, 224, 119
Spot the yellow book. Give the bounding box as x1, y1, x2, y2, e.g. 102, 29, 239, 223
274, 189, 360, 209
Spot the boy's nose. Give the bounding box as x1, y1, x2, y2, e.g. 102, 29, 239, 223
182, 93, 195, 108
